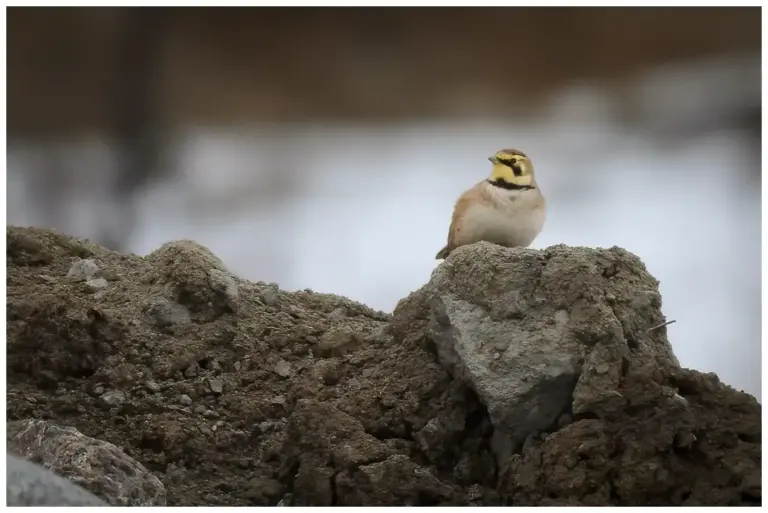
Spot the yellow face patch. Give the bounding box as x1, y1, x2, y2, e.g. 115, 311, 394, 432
488, 150, 534, 187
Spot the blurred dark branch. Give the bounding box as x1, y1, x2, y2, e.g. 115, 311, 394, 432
103, 8, 169, 251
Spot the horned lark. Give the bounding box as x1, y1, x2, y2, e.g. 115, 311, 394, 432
435, 149, 546, 259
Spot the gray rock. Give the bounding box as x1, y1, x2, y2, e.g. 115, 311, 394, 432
317, 327, 359, 358
96, 390, 126, 409
145, 239, 235, 321
208, 268, 239, 309
260, 283, 281, 307
65, 258, 101, 280
274, 360, 292, 378
209, 378, 224, 394
85, 277, 109, 290
392, 242, 680, 465
146, 298, 191, 329
7, 453, 108, 506
180, 394, 193, 406
7, 419, 166, 506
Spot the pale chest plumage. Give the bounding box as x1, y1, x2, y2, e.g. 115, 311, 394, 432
454, 181, 546, 248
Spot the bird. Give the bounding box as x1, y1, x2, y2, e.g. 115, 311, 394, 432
435, 149, 546, 259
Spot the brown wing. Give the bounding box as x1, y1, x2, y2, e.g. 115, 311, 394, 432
435, 185, 482, 259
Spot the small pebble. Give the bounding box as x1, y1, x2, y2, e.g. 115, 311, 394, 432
208, 268, 239, 305
85, 277, 109, 290
100, 269, 120, 281
147, 298, 191, 328
233, 361, 242, 372
93, 290, 109, 300
97, 390, 126, 409
145, 381, 161, 393
209, 378, 224, 395
328, 307, 347, 322
180, 394, 193, 406
317, 328, 358, 358
261, 284, 280, 307
274, 360, 292, 378
93, 385, 105, 397
66, 258, 101, 280
270, 395, 286, 406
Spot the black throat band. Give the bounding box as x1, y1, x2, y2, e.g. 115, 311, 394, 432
487, 179, 535, 191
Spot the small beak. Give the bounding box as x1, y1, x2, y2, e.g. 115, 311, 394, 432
488, 156, 499, 164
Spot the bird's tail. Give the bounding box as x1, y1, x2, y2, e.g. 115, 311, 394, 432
435, 246, 450, 260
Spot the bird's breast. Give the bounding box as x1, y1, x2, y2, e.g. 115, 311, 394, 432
457, 189, 545, 248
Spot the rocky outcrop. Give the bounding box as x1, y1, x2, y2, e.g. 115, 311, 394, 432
7, 419, 166, 506
6, 226, 761, 506
392, 242, 760, 505
393, 242, 681, 465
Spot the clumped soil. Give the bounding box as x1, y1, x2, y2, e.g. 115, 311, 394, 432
6, 227, 490, 506
6, 226, 762, 506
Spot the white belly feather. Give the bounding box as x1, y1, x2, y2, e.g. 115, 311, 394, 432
456, 186, 545, 248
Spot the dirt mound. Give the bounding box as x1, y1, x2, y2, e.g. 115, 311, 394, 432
6, 226, 761, 506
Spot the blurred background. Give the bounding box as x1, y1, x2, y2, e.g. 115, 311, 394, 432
7, 7, 761, 399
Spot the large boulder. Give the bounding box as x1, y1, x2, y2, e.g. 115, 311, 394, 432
7, 453, 108, 506
392, 242, 680, 462
391, 241, 760, 505
7, 419, 166, 506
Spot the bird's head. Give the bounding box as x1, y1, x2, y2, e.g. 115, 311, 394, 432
488, 149, 535, 189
